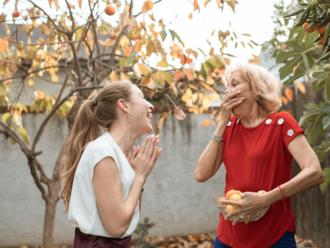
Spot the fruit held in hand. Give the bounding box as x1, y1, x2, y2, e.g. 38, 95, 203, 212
226, 190, 241, 198
230, 194, 241, 201
12, 10, 20, 18
226, 204, 237, 213
105, 4, 116, 15
258, 190, 267, 194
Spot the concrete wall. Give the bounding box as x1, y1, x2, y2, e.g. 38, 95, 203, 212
0, 112, 226, 246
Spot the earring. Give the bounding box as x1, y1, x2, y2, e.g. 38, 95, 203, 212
254, 97, 260, 105
126, 110, 131, 117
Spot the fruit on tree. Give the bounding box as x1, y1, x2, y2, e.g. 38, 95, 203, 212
319, 36, 326, 45
316, 23, 327, 35
323, 64, 330, 72
303, 22, 315, 33
12, 10, 20, 18
110, 31, 117, 40
105, 4, 116, 16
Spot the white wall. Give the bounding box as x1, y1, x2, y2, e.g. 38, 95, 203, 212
0, 112, 226, 246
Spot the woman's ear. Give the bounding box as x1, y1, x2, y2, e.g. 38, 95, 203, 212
117, 99, 129, 114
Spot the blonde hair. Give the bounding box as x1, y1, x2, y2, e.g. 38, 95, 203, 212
61, 81, 133, 213
224, 64, 282, 113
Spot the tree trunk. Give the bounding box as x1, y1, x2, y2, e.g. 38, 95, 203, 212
43, 197, 57, 248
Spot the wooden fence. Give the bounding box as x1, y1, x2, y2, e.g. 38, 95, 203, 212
281, 81, 330, 248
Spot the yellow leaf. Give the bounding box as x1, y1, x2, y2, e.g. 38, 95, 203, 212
109, 71, 119, 82
189, 84, 198, 90
18, 126, 30, 145
281, 96, 288, 105
202, 120, 210, 127
169, 82, 178, 96
285, 88, 293, 101
198, 93, 204, 104
121, 73, 129, 81
174, 108, 186, 120
203, 97, 211, 108
155, 112, 169, 135
34, 90, 45, 99
134, 40, 142, 53
252, 54, 260, 64
138, 64, 152, 76
294, 81, 306, 94
149, 14, 156, 21
156, 60, 169, 68
209, 48, 214, 55
186, 88, 193, 98
28, 79, 34, 87
204, 0, 211, 7
51, 74, 59, 83
124, 47, 132, 56
194, 0, 200, 12
0, 38, 8, 52
154, 71, 165, 88
189, 13, 193, 19
192, 92, 198, 103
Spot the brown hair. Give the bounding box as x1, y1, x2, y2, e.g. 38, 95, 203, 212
61, 81, 133, 213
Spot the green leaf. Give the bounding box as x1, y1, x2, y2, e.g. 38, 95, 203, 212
156, 60, 169, 68
276, 39, 315, 80
282, 61, 308, 87
321, 167, 330, 193
313, 141, 330, 163
162, 71, 173, 83
200, 63, 207, 80
168, 30, 182, 43
203, 61, 213, 70
18, 126, 30, 145
299, 101, 327, 144
197, 48, 206, 56
160, 30, 167, 42
323, 114, 330, 129
2, 113, 10, 123
125, 55, 137, 65
205, 60, 220, 68
154, 71, 165, 88
312, 72, 330, 101
321, 102, 330, 114
119, 57, 127, 69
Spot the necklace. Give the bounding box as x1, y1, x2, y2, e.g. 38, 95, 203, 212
253, 117, 263, 127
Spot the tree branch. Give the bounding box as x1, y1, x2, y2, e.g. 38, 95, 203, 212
31, 86, 104, 154
0, 60, 28, 73
64, 0, 75, 33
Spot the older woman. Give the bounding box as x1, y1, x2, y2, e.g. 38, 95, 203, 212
195, 64, 324, 248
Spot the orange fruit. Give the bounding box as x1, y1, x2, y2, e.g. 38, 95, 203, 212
225, 204, 237, 213
159, 19, 163, 23
105, 4, 116, 16
230, 194, 241, 201
110, 31, 117, 40
226, 190, 240, 198
258, 190, 267, 194
319, 36, 326, 45
12, 10, 20, 18
317, 23, 327, 34
303, 22, 315, 33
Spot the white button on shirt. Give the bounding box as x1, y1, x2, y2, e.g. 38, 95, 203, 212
68, 132, 139, 238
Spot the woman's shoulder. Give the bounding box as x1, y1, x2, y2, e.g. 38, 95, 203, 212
85, 133, 116, 156
270, 111, 298, 124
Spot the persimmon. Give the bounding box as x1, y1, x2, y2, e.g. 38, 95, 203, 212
319, 36, 326, 45
226, 190, 240, 198
303, 22, 315, 33
226, 204, 237, 213
110, 31, 117, 40
105, 4, 116, 16
159, 19, 163, 23
230, 194, 241, 201
12, 10, 20, 18
317, 23, 327, 34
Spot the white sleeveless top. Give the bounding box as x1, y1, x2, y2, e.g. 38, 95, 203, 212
68, 132, 139, 238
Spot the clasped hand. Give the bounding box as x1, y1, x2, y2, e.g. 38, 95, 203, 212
221, 192, 271, 225
128, 135, 161, 181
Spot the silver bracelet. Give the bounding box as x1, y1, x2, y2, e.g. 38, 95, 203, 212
212, 133, 223, 144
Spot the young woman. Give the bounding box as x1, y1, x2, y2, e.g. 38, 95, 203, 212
61, 81, 161, 247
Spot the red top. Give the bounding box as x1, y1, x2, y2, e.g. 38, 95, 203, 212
217, 112, 304, 248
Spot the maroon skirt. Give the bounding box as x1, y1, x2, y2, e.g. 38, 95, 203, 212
72, 228, 131, 248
